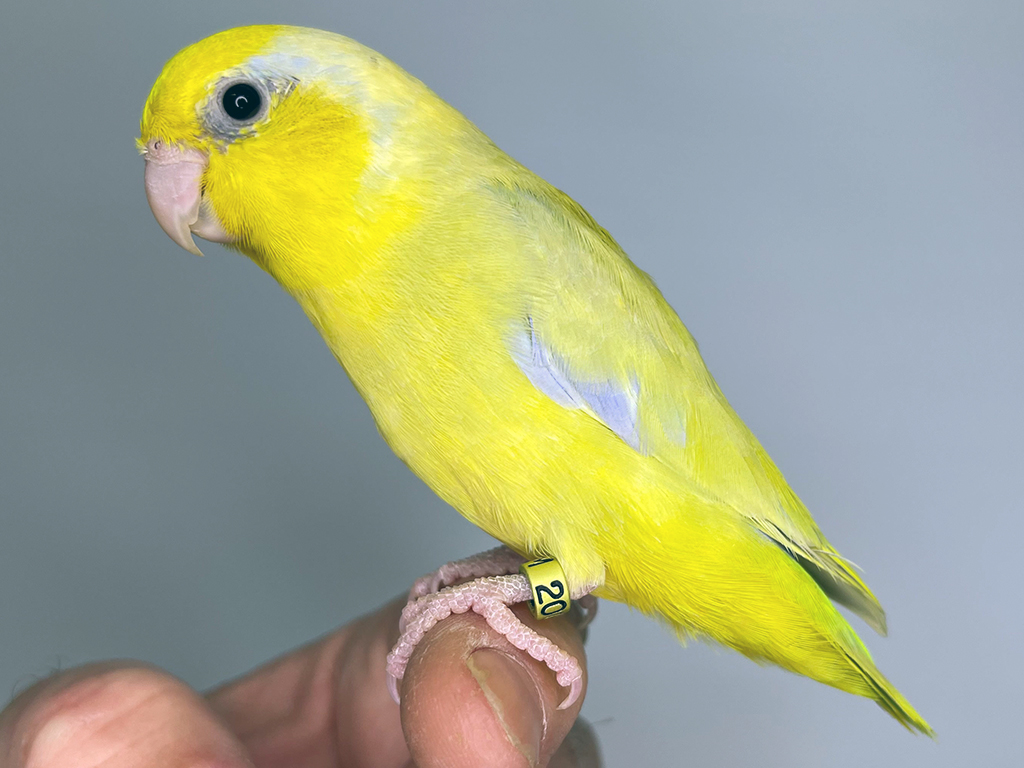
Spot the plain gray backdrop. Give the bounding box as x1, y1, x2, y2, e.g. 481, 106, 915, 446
1, 1, 1020, 765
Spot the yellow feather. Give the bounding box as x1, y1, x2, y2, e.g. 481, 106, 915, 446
140, 25, 932, 735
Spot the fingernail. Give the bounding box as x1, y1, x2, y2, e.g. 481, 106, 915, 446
467, 648, 544, 767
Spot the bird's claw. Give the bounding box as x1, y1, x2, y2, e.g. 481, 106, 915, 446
388, 573, 588, 709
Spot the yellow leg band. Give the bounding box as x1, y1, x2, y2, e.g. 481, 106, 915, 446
519, 557, 571, 620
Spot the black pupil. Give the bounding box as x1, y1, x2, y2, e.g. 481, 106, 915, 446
222, 83, 261, 121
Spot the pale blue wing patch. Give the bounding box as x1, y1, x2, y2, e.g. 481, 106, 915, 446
510, 317, 644, 452
573, 379, 641, 450
509, 317, 587, 410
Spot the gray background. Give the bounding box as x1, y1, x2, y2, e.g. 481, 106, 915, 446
1, 1, 1020, 765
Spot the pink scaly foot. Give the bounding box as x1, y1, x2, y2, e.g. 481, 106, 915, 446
387, 574, 592, 710
400, 546, 527, 634
404, 549, 598, 632
407, 545, 525, 602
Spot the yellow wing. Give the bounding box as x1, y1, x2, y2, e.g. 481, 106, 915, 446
492, 175, 887, 635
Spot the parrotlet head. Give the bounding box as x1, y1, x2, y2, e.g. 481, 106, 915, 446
139, 25, 451, 264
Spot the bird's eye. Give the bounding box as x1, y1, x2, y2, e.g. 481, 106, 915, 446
222, 82, 262, 121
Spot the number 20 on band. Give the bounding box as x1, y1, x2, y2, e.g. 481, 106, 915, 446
520, 557, 570, 619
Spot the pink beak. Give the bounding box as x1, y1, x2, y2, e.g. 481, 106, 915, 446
143, 140, 232, 255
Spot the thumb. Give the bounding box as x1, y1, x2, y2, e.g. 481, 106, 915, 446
400, 602, 587, 768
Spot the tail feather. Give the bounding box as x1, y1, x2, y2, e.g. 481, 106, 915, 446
601, 491, 932, 735
797, 548, 888, 636
845, 649, 935, 736
757, 519, 889, 636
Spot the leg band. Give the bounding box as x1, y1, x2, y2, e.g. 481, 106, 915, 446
519, 557, 571, 619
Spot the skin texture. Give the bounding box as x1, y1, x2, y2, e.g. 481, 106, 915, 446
138, 25, 931, 734
0, 599, 596, 768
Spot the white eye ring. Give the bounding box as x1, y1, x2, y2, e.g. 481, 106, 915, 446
207, 77, 270, 135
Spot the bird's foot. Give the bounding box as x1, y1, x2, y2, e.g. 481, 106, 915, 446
406, 545, 526, 604
387, 573, 590, 709
403, 546, 598, 633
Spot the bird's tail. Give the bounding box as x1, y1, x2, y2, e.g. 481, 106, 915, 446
597, 504, 934, 736
838, 634, 934, 736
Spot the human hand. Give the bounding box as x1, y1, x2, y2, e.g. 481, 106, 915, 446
0, 597, 599, 767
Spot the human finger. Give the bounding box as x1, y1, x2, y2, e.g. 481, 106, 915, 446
548, 719, 603, 768
0, 662, 251, 768
399, 602, 587, 768
208, 599, 409, 768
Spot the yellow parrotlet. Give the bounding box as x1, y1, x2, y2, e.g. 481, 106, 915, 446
139, 25, 931, 733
